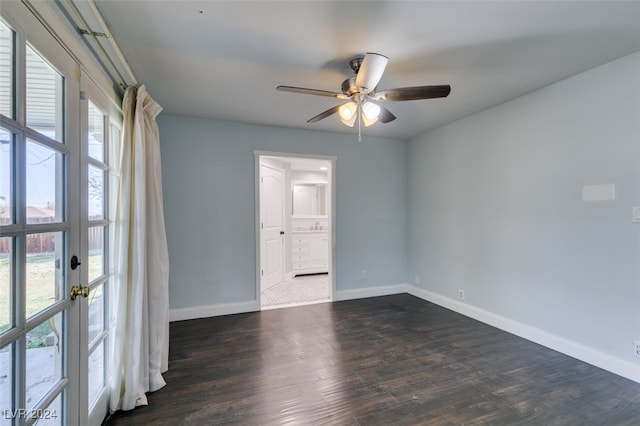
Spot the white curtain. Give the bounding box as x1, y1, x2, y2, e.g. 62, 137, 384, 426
110, 85, 170, 412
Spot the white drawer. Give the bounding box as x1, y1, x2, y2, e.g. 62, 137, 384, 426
293, 263, 306, 270
293, 246, 307, 253
293, 254, 307, 261
293, 238, 307, 245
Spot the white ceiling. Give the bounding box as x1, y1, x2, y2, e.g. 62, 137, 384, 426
96, 1, 640, 141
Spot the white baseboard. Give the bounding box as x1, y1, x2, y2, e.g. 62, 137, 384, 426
169, 300, 259, 322
169, 282, 409, 321
336, 283, 407, 301
406, 284, 640, 384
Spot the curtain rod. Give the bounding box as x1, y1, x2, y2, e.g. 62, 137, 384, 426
84, 0, 138, 85
54, 0, 138, 91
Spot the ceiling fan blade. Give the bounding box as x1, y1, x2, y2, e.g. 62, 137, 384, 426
375, 85, 451, 101
307, 104, 341, 123
355, 53, 388, 93
378, 105, 396, 123
277, 85, 345, 98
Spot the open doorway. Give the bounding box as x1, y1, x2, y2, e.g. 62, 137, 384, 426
256, 153, 335, 310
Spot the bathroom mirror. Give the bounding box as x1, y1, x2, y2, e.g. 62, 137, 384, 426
292, 183, 327, 216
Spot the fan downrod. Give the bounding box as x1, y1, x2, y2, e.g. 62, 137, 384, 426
349, 57, 364, 74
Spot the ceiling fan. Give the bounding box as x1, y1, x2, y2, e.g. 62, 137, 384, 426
277, 52, 451, 139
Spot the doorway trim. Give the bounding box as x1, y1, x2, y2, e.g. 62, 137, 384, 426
254, 151, 337, 309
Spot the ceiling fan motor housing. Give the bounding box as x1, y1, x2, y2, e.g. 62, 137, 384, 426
341, 76, 359, 96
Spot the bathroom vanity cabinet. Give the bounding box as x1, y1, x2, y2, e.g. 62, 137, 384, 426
291, 232, 329, 276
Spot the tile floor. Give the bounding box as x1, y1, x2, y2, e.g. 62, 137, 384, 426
260, 273, 330, 309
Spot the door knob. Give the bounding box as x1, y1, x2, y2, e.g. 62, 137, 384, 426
280, 231, 285, 235
70, 285, 90, 300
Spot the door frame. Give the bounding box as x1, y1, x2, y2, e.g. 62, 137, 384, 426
254, 151, 336, 308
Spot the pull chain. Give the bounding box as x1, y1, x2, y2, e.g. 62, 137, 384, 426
357, 101, 362, 142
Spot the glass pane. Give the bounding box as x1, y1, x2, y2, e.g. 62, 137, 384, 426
0, 237, 10, 333
0, 343, 12, 426
26, 140, 63, 224
0, 127, 11, 225
87, 283, 104, 344
87, 341, 104, 409
26, 45, 63, 141
0, 22, 13, 118
88, 101, 104, 162
109, 124, 120, 252
26, 311, 63, 411
88, 226, 104, 283
34, 392, 62, 425
88, 165, 104, 220
26, 232, 63, 319
109, 123, 120, 168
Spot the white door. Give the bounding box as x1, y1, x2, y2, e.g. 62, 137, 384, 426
79, 78, 120, 426
259, 163, 284, 291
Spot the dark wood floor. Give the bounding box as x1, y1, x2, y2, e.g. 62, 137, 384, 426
105, 294, 640, 425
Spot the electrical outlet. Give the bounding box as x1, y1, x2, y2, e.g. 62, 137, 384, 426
458, 290, 464, 300
633, 341, 640, 357
415, 275, 420, 285
361, 270, 367, 279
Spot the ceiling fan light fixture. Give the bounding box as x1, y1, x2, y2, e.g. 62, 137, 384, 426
338, 102, 357, 127
362, 115, 378, 127
362, 102, 380, 127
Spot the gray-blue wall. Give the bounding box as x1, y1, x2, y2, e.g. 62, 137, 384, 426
408, 52, 640, 365
158, 117, 408, 309
158, 51, 639, 375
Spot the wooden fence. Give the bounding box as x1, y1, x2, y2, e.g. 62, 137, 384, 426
0, 218, 104, 255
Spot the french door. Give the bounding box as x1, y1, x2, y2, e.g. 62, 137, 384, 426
79, 76, 119, 426
1, 5, 117, 425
